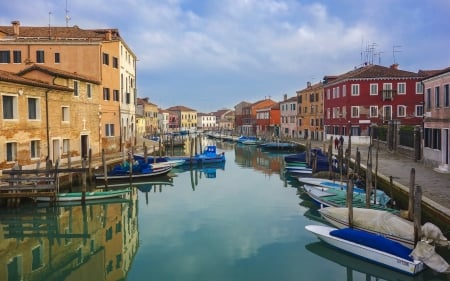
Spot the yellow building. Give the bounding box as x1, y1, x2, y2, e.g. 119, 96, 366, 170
167, 105, 198, 132
0, 21, 137, 153
296, 82, 324, 141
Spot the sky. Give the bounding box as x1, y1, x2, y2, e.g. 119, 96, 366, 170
1, 0, 450, 112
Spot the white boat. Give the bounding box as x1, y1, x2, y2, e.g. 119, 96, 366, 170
305, 224, 426, 275
318, 207, 415, 248
36, 188, 131, 202
298, 177, 364, 192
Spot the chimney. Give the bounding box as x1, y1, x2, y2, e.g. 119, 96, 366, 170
284, 94, 287, 101
390, 63, 399, 70
11, 20, 20, 35
307, 81, 311, 88
105, 30, 112, 40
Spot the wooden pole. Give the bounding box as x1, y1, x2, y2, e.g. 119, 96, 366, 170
88, 148, 92, 184
413, 185, 422, 246
143, 143, 148, 164
68, 141, 72, 190
81, 159, 86, 204
408, 168, 416, 221
366, 146, 373, 207
102, 149, 108, 187
347, 178, 354, 228
389, 175, 395, 208
327, 142, 333, 179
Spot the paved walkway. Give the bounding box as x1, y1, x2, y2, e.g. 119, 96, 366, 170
294, 139, 450, 222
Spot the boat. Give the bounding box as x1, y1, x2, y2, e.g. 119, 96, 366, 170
302, 184, 393, 209
318, 207, 416, 248
259, 141, 300, 151
167, 145, 225, 165
94, 162, 172, 183
284, 148, 340, 173
133, 154, 186, 167
298, 177, 366, 193
305, 224, 426, 275
284, 166, 313, 176
36, 188, 131, 202
305, 241, 428, 281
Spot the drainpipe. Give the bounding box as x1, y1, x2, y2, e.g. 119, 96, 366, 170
45, 89, 51, 158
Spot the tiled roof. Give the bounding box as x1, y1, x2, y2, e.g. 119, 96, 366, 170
0, 23, 120, 41
325, 64, 422, 86
420, 67, 450, 80
17, 64, 100, 84
0, 69, 71, 91
166, 105, 196, 112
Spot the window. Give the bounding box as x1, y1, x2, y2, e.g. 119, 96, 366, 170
103, 88, 110, 100
2, 95, 17, 119
54, 52, 60, 63
326, 89, 330, 100
13, 50, 21, 63
370, 84, 378, 95
415, 105, 424, 117
435, 86, 440, 108
416, 82, 423, 94
126, 92, 131, 104
342, 85, 346, 97
62, 106, 70, 121
36, 50, 45, 63
73, 80, 79, 97
87, 83, 92, 98
7, 256, 23, 281
28, 97, 40, 120
102, 53, 109, 65
63, 139, 70, 154
351, 84, 360, 96
397, 105, 406, 117
6, 142, 17, 162
31, 246, 43, 270
351, 106, 359, 117
383, 105, 392, 121
397, 83, 406, 95
445, 84, 449, 107
0, 50, 10, 63
30, 140, 40, 158
113, 57, 118, 68
424, 128, 441, 150
426, 88, 431, 110
113, 89, 119, 101
369, 106, 378, 117
105, 124, 115, 137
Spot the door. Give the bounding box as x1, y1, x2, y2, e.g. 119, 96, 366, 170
81, 135, 89, 159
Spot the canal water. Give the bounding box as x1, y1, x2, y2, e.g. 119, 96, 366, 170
0, 140, 448, 281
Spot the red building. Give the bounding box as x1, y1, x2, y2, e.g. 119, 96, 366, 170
323, 64, 424, 144
256, 103, 280, 138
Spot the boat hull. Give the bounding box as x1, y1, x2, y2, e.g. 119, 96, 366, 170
305, 225, 425, 275
36, 189, 130, 202
95, 166, 172, 182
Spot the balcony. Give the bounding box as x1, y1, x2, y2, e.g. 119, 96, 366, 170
381, 90, 396, 101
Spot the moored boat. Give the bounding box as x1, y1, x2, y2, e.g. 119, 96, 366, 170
36, 188, 131, 202
305, 224, 426, 275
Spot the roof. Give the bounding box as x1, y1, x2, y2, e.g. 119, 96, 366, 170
166, 105, 197, 112
0, 22, 120, 41
420, 66, 450, 81
0, 69, 71, 91
17, 64, 100, 84
296, 81, 323, 94
324, 64, 422, 87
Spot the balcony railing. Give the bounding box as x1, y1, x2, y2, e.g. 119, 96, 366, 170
381, 90, 396, 101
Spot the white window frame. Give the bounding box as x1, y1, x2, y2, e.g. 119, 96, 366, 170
369, 106, 378, 118
370, 83, 378, 95
397, 82, 406, 95
62, 139, 70, 154
383, 105, 392, 121
397, 105, 406, 117
342, 85, 346, 97
28, 97, 41, 120
2, 94, 18, 120
105, 123, 115, 137
416, 82, 423, 94
62, 106, 70, 122
30, 140, 40, 159
6, 142, 17, 162
351, 106, 360, 118
351, 84, 360, 96
415, 104, 424, 117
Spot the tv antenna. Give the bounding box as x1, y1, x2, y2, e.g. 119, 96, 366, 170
393, 45, 402, 64
65, 0, 71, 27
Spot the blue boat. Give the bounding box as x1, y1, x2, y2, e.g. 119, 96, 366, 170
167, 145, 225, 165
259, 141, 300, 151
94, 160, 172, 183
285, 148, 344, 173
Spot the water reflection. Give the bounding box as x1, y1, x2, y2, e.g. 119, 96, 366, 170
0, 191, 139, 281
